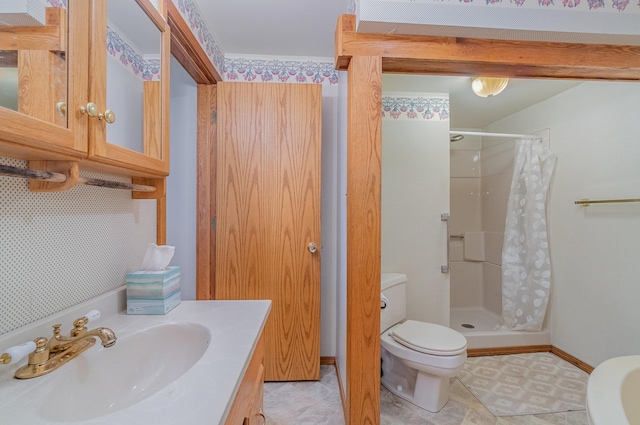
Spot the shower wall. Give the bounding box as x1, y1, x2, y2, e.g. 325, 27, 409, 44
450, 137, 515, 317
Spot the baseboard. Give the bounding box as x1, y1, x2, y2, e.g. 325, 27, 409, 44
467, 345, 594, 374
326, 357, 348, 424
467, 345, 552, 357
550, 346, 594, 374
320, 356, 336, 365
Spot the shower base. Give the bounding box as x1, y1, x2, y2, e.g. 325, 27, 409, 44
450, 307, 550, 350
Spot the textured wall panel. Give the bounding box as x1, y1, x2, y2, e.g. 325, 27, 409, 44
0, 157, 157, 334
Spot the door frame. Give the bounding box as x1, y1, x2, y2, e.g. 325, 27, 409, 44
168, 4, 221, 300
334, 13, 640, 425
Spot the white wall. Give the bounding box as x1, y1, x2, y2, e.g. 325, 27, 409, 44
320, 84, 340, 357
485, 81, 640, 367
166, 56, 198, 300
449, 139, 482, 310
381, 108, 451, 326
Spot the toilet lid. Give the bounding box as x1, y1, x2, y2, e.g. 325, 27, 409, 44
390, 320, 467, 356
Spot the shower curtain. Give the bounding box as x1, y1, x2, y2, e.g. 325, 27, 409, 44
500, 139, 557, 331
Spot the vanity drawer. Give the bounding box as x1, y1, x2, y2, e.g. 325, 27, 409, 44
224, 334, 264, 425
244, 365, 265, 425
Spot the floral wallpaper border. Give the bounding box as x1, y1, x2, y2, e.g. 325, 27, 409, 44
173, 0, 226, 78
106, 27, 161, 82
353, 0, 639, 13
171, 0, 339, 85
46, 0, 66, 7
224, 57, 339, 85
382, 94, 450, 121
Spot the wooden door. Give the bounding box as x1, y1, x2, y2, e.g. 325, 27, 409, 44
216, 82, 322, 381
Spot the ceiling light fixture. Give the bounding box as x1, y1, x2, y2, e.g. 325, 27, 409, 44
471, 77, 509, 97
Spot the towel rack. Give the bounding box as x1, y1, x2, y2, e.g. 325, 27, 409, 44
449, 234, 465, 239
0, 164, 156, 193
575, 198, 640, 207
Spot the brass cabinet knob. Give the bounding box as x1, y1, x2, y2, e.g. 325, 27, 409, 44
80, 103, 115, 124
80, 102, 99, 118
55, 101, 67, 117
102, 109, 116, 124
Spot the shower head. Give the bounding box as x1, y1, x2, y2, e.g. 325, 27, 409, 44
450, 134, 465, 143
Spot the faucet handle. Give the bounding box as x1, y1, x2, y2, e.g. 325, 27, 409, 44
85, 310, 101, 322
72, 318, 88, 336
1, 341, 37, 365
71, 310, 101, 336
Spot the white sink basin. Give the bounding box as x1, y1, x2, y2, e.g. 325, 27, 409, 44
0, 291, 271, 425
40, 322, 210, 422
587, 355, 640, 425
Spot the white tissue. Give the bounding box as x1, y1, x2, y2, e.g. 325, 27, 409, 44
139, 243, 175, 271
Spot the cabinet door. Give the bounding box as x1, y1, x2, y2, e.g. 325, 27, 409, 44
0, 1, 87, 160
216, 82, 322, 381
86, 0, 170, 177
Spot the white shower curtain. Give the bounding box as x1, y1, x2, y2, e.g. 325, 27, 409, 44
500, 139, 557, 331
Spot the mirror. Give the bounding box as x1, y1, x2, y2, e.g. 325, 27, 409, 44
0, 5, 68, 127
105, 0, 162, 155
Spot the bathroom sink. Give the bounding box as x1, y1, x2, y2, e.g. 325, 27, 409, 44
0, 294, 271, 425
40, 322, 210, 422
587, 355, 640, 425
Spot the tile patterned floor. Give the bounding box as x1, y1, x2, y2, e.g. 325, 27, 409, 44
264, 365, 346, 425
263, 364, 590, 425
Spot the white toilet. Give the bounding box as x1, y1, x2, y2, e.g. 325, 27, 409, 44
380, 273, 467, 412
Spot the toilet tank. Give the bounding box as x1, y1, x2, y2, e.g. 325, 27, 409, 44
380, 273, 407, 333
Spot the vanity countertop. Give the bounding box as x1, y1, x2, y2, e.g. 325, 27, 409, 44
0, 289, 271, 425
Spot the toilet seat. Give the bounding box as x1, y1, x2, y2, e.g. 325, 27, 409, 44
390, 320, 467, 356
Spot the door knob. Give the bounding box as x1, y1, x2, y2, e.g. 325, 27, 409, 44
307, 242, 318, 254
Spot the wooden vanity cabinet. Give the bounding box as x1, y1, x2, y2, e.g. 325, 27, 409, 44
224, 334, 266, 425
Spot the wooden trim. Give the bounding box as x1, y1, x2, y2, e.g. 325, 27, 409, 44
0, 8, 66, 51
195, 84, 217, 300
346, 56, 382, 425
468, 345, 552, 358
131, 177, 166, 200
468, 345, 594, 374
320, 356, 336, 365
335, 14, 640, 81
143, 81, 162, 159
167, 0, 222, 84
156, 195, 167, 245
334, 359, 348, 425
135, 0, 167, 33
551, 346, 594, 374
27, 160, 79, 192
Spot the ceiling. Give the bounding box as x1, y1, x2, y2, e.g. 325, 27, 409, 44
194, 0, 349, 58
193, 0, 581, 128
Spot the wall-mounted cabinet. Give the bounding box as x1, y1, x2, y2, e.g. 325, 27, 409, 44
0, 0, 170, 178
85, 0, 170, 177
0, 4, 84, 160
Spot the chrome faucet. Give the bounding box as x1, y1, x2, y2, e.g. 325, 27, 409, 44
12, 314, 116, 379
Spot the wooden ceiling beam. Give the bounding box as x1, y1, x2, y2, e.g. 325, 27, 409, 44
335, 14, 640, 81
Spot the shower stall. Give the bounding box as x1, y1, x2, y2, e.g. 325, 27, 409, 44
448, 131, 551, 350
